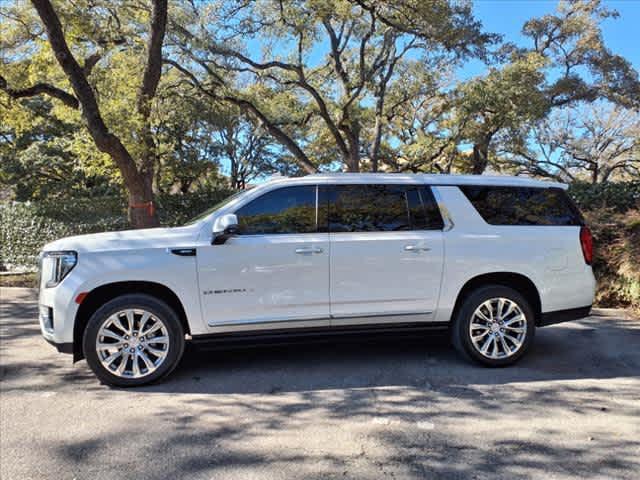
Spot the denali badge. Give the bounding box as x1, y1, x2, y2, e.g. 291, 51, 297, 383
203, 288, 251, 295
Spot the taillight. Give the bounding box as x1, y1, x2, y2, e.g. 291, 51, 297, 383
580, 226, 593, 265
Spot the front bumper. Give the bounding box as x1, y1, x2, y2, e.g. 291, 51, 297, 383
43, 337, 74, 354
38, 277, 82, 350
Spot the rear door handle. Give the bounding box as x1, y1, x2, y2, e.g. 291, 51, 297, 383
404, 245, 431, 252
295, 247, 323, 254
169, 248, 197, 256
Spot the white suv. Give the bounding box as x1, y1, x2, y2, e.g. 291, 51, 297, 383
38, 174, 596, 386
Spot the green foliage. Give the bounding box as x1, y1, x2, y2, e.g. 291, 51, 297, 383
0, 97, 122, 200
0, 188, 233, 270
568, 181, 640, 213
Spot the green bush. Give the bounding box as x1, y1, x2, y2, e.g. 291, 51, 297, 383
0, 201, 127, 270
0, 188, 233, 270
568, 181, 640, 213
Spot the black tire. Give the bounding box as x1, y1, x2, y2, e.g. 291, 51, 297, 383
83, 294, 185, 387
451, 285, 535, 367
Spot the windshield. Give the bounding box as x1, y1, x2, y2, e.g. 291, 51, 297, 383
184, 190, 248, 225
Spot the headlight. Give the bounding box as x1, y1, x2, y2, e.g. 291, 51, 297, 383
41, 251, 77, 288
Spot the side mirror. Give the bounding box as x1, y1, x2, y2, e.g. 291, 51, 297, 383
212, 213, 239, 245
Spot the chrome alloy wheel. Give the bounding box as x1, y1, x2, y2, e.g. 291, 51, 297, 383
96, 309, 169, 379
469, 298, 527, 360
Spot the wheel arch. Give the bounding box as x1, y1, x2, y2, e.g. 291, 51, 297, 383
73, 281, 190, 362
451, 272, 542, 326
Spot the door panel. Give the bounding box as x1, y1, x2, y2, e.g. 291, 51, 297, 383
197, 234, 330, 329
329, 231, 444, 322
327, 184, 445, 324
197, 184, 330, 330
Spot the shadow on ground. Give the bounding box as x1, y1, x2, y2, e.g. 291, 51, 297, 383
2, 289, 639, 479
1, 287, 639, 395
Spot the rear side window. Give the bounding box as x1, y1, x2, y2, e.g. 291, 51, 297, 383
460, 186, 583, 226
328, 184, 443, 232
235, 185, 317, 234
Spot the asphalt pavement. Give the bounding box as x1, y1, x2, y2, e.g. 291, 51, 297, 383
1, 287, 639, 479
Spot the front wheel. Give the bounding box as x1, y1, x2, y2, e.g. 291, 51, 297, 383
451, 285, 535, 367
83, 294, 185, 387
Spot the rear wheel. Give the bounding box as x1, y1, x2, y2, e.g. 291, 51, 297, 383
451, 285, 535, 367
83, 294, 185, 387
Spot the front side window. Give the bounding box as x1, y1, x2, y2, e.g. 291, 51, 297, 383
234, 185, 317, 234
184, 189, 247, 225
327, 184, 444, 232
460, 186, 584, 226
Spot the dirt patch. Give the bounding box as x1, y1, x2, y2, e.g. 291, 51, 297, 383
0, 272, 37, 288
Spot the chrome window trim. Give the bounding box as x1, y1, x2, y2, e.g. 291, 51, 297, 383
430, 186, 455, 232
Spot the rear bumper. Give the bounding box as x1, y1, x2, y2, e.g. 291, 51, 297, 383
538, 305, 592, 327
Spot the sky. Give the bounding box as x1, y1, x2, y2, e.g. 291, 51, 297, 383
463, 0, 640, 78
226, 0, 640, 180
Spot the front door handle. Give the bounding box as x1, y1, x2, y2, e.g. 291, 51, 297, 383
295, 247, 323, 255
404, 245, 431, 252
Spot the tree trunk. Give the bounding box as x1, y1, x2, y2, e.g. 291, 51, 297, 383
127, 170, 158, 229
342, 125, 361, 172
31, 0, 167, 229
370, 116, 382, 173
472, 141, 489, 174
346, 148, 360, 172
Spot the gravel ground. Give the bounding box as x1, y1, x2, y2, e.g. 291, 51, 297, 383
1, 287, 639, 480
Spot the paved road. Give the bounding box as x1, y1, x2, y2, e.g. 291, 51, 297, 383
1, 287, 639, 480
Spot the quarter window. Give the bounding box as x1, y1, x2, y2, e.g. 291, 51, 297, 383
235, 186, 317, 234
328, 185, 443, 232
460, 186, 584, 226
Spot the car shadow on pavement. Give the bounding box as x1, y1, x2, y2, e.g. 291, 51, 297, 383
1, 289, 638, 396
135, 311, 640, 396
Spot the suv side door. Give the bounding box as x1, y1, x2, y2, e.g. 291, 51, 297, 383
197, 184, 330, 330
327, 183, 445, 325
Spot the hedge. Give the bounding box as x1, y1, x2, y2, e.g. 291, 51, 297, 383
568, 181, 640, 213
0, 188, 232, 271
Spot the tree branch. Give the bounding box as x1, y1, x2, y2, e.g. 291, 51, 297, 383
164, 59, 317, 174
138, 0, 168, 117
0, 74, 79, 109
30, 0, 142, 192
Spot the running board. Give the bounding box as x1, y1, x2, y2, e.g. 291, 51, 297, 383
190, 322, 449, 350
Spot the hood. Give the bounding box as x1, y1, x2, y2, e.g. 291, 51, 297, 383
41, 225, 201, 254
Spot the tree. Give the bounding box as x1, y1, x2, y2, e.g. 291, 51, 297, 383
1, 0, 169, 227
508, 103, 640, 183
454, 0, 640, 175
153, 91, 223, 194
455, 53, 549, 174
524, 0, 640, 109
168, 0, 497, 173
0, 96, 120, 200
213, 114, 282, 189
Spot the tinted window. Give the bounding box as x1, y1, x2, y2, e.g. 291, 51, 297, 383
407, 187, 445, 230
460, 186, 583, 226
328, 185, 443, 232
235, 186, 317, 234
